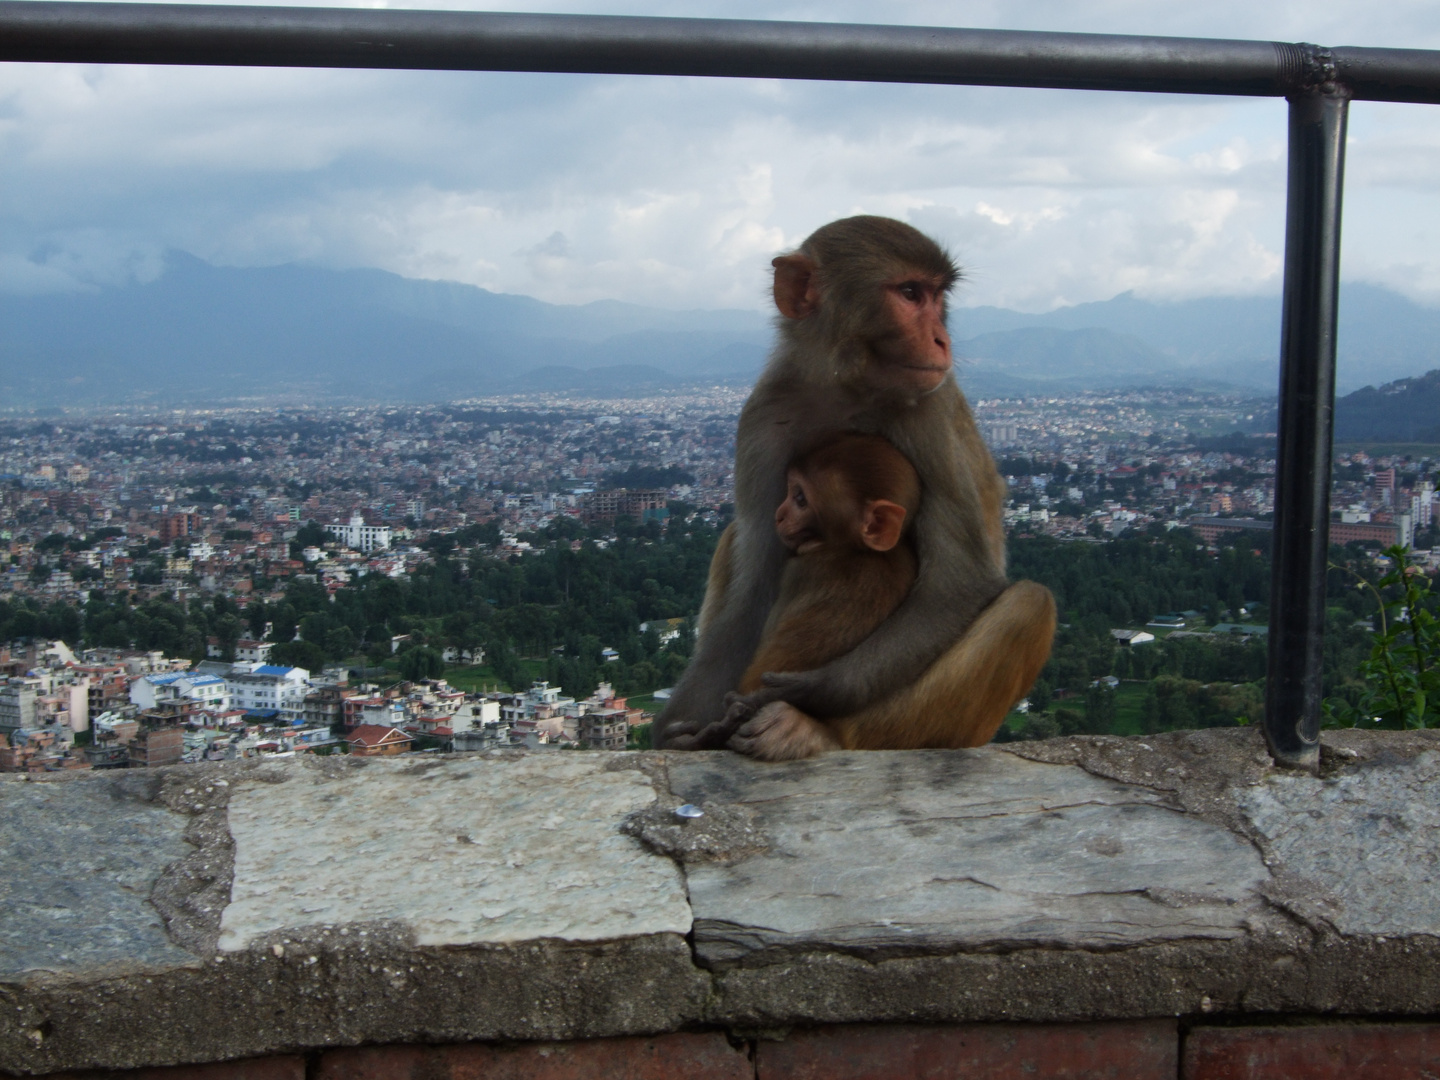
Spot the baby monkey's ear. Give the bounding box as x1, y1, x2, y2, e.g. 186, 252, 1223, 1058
859, 500, 907, 552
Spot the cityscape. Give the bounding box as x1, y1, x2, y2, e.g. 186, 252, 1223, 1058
0, 383, 1432, 772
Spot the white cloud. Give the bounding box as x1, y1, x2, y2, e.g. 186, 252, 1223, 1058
0, 0, 1437, 308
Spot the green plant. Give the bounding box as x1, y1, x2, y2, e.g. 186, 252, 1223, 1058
1325, 545, 1440, 729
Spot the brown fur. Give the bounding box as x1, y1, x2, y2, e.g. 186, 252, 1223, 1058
740, 544, 919, 696
658, 215, 1054, 756
740, 433, 920, 696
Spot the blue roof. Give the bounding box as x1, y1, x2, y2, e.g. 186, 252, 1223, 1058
146, 672, 225, 686
255, 665, 300, 676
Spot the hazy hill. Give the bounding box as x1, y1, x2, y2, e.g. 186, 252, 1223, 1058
3, 252, 1440, 406
954, 284, 1440, 398
0, 253, 771, 406
1334, 369, 1440, 442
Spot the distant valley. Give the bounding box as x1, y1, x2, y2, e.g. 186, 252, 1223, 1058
3, 252, 1440, 408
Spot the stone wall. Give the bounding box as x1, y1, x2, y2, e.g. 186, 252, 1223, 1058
3, 729, 1439, 1079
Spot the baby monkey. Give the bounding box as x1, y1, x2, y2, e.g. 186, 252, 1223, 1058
731, 433, 920, 760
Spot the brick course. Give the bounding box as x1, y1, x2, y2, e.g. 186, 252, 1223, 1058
754, 1020, 1178, 1079
315, 1034, 751, 1080
26, 1021, 1440, 1080
1184, 1023, 1440, 1079
28, 1057, 305, 1080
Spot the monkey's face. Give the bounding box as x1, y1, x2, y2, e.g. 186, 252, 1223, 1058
865, 274, 953, 395
775, 469, 824, 554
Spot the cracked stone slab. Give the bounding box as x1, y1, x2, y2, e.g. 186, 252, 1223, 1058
668, 750, 1271, 966
0, 774, 196, 979
1239, 748, 1440, 936
219, 754, 691, 950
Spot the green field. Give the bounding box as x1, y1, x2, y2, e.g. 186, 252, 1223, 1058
1001, 679, 1153, 739
444, 659, 548, 694
1333, 442, 1440, 457
1109, 681, 1153, 736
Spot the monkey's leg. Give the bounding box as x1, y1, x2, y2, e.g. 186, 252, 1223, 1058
658, 523, 782, 747
694, 522, 736, 638
831, 581, 1057, 750
728, 701, 841, 761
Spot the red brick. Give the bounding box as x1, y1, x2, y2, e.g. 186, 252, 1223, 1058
1184, 1023, 1440, 1079
316, 1033, 751, 1080
755, 1020, 1178, 1079
35, 1056, 305, 1080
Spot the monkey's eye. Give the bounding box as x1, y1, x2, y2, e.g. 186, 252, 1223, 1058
791, 486, 807, 507
897, 282, 923, 303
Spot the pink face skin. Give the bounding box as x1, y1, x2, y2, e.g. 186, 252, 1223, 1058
868, 276, 953, 394
775, 468, 824, 554
771, 255, 953, 396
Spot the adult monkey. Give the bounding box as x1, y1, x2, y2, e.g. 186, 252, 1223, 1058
658, 215, 1055, 756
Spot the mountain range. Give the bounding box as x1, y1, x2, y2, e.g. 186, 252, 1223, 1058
3, 251, 1440, 407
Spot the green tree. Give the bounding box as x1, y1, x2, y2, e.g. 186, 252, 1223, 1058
270, 639, 327, 674
214, 614, 243, 661
324, 625, 360, 661
398, 645, 446, 682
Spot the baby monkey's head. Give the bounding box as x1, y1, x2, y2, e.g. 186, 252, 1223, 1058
775, 433, 921, 555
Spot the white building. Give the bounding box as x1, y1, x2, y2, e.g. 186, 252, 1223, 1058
332, 512, 392, 554
130, 672, 230, 712
453, 699, 500, 733
1412, 482, 1435, 530
206, 638, 274, 663
0, 677, 43, 732
225, 663, 310, 724
1111, 629, 1156, 646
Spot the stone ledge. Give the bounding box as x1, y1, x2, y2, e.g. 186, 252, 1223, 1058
2, 729, 1439, 1074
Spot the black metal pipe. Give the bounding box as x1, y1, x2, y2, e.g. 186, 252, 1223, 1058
0, 1, 1437, 105
1265, 88, 1350, 773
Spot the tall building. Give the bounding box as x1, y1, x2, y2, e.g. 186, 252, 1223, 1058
581, 489, 668, 524
159, 509, 204, 542
332, 512, 392, 553
1412, 482, 1435, 530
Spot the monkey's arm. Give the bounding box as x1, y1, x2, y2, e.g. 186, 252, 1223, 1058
656, 382, 803, 748
738, 571, 1006, 720
656, 520, 787, 747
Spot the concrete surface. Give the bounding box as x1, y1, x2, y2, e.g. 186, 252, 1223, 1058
220, 754, 690, 950
0, 771, 195, 979
2, 730, 1439, 1074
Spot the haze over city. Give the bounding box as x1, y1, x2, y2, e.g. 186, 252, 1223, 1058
1, 0, 1440, 325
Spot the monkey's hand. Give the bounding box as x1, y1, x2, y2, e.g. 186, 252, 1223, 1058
662, 693, 755, 751
728, 702, 840, 761
722, 668, 826, 719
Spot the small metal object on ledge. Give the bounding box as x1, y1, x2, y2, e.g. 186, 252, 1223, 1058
674, 803, 704, 820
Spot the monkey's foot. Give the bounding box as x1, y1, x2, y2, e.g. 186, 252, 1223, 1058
728, 702, 840, 762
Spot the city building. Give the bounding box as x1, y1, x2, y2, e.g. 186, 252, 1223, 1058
345, 724, 412, 756
129, 727, 184, 768
578, 708, 629, 750
224, 664, 311, 724
581, 488, 669, 524
130, 672, 230, 713
332, 512, 392, 554
0, 678, 43, 734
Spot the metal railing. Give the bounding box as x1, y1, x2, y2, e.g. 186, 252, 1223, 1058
5, 3, 1440, 770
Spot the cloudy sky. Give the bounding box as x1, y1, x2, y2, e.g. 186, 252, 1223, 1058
2, 0, 1440, 313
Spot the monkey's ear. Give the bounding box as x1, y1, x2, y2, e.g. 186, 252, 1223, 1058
860, 500, 907, 552
772, 254, 820, 319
